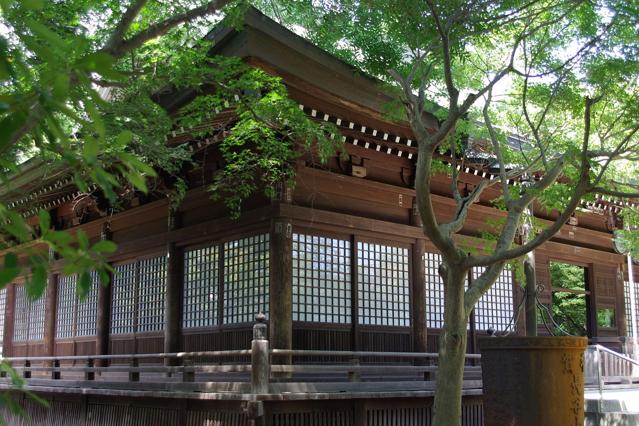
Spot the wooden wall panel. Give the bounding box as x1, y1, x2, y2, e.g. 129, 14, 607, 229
293, 326, 352, 351
182, 328, 253, 353
359, 328, 411, 354
109, 337, 135, 356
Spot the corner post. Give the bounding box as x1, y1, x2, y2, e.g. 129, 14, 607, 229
96, 223, 112, 366
411, 201, 427, 357
3, 284, 16, 357
251, 313, 270, 394
44, 248, 58, 359
164, 209, 183, 362
269, 183, 293, 365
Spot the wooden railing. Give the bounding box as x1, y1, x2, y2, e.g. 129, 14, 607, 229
0, 317, 483, 396
585, 344, 639, 391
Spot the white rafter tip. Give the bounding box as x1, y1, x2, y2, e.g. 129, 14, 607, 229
383, 133, 388, 140
311, 109, 317, 117
372, 129, 377, 136
364, 142, 370, 149
408, 153, 413, 159
395, 136, 401, 143
323, 114, 329, 121
336, 118, 342, 125
349, 122, 354, 129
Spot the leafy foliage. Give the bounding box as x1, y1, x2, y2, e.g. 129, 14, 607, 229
549, 262, 587, 336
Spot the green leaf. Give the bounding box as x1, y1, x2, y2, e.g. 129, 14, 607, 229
116, 130, 133, 147
0, 253, 20, 288
77, 52, 122, 79
76, 230, 89, 250
92, 240, 117, 254
0, 112, 27, 153
52, 74, 69, 100
77, 271, 90, 299
26, 19, 67, 51
38, 209, 50, 234
46, 230, 73, 246
83, 136, 99, 163
27, 264, 47, 300
97, 268, 110, 287
22, 0, 44, 10
125, 170, 148, 193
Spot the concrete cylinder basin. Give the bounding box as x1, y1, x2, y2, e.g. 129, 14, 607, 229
479, 336, 587, 426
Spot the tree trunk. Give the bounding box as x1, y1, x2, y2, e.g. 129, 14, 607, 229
433, 265, 469, 426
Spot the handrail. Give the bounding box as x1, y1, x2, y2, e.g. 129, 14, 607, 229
590, 344, 639, 367
270, 349, 481, 360
1, 349, 252, 363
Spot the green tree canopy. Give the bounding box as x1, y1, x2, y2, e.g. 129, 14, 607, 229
264, 1, 639, 423
0, 0, 340, 298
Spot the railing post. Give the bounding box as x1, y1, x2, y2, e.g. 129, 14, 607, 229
129, 358, 139, 382
85, 358, 95, 381
23, 360, 31, 379
182, 358, 195, 383
51, 359, 60, 380
348, 358, 360, 382
251, 313, 270, 394
596, 346, 604, 413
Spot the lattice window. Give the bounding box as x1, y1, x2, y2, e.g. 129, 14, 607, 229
357, 242, 410, 327
111, 262, 137, 334
625, 280, 639, 337
223, 234, 270, 324
0, 288, 7, 348
472, 265, 514, 331
13, 286, 29, 342
425, 252, 445, 329
56, 275, 76, 338
137, 256, 167, 332
28, 287, 46, 341
424, 252, 471, 329
292, 233, 351, 324
183, 245, 219, 328
76, 272, 99, 337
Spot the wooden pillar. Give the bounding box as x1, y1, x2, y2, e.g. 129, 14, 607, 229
468, 269, 478, 354
411, 201, 427, 354
269, 183, 293, 362
3, 284, 16, 357
412, 239, 427, 354
617, 264, 628, 337
587, 264, 598, 340
269, 216, 292, 361
96, 223, 112, 363
44, 252, 58, 357
165, 210, 183, 359
351, 235, 359, 351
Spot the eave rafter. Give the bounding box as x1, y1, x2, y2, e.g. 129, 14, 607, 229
5, 102, 637, 219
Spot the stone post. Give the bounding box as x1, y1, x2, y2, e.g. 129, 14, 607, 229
251, 313, 270, 394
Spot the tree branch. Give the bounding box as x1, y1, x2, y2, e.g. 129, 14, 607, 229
103, 0, 233, 58
104, 0, 149, 53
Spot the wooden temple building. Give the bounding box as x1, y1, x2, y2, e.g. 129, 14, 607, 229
0, 8, 637, 426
